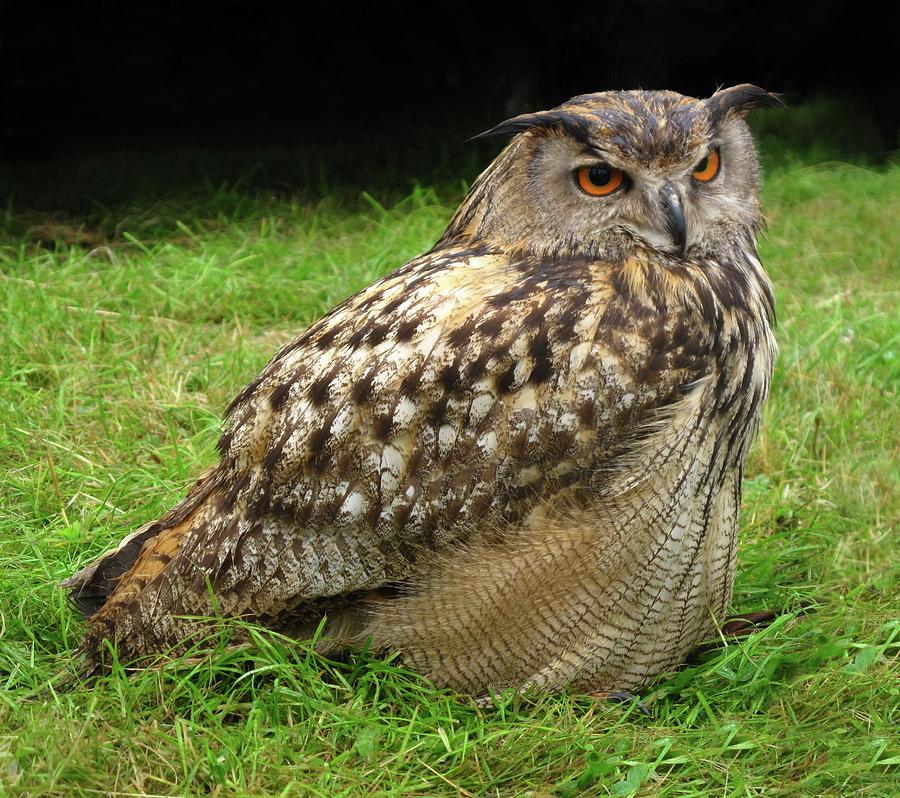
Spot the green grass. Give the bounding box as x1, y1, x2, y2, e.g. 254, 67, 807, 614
0, 144, 897, 796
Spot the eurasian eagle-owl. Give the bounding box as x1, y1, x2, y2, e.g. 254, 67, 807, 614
63, 84, 780, 698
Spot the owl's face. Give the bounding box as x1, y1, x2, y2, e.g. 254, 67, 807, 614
456, 85, 780, 260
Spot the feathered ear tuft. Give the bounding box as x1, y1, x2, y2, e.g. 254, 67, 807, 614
705, 84, 784, 124
471, 113, 549, 140
470, 110, 591, 142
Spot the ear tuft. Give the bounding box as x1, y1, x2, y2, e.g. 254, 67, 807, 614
470, 110, 592, 142
470, 113, 551, 141
705, 84, 784, 124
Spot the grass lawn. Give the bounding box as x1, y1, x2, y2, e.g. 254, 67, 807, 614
0, 136, 897, 796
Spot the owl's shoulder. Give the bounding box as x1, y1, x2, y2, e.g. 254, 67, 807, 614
218, 243, 719, 474
221, 242, 606, 423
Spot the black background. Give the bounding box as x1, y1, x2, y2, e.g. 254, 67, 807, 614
2, 1, 897, 165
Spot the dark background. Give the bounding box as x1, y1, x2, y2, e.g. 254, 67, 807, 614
2, 0, 897, 206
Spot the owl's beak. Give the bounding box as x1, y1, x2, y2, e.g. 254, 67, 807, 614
659, 183, 687, 258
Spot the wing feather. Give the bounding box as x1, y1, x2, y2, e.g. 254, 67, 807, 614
197, 245, 711, 615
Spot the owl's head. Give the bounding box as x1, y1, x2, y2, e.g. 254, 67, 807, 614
445, 84, 781, 260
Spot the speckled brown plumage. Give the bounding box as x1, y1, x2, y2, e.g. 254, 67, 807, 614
63, 84, 780, 698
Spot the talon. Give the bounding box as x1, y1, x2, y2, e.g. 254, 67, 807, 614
721, 609, 779, 636
589, 690, 651, 717
691, 605, 809, 660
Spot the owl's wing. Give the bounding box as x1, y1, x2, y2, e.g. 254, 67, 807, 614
67, 244, 712, 660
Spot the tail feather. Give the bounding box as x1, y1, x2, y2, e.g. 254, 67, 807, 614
59, 521, 162, 617
59, 468, 227, 672
78, 514, 205, 673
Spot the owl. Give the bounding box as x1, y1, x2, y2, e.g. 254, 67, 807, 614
63, 84, 780, 700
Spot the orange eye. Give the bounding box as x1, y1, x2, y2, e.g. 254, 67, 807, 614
692, 148, 720, 182
576, 164, 625, 196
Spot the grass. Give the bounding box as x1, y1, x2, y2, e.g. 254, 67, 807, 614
0, 132, 897, 796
